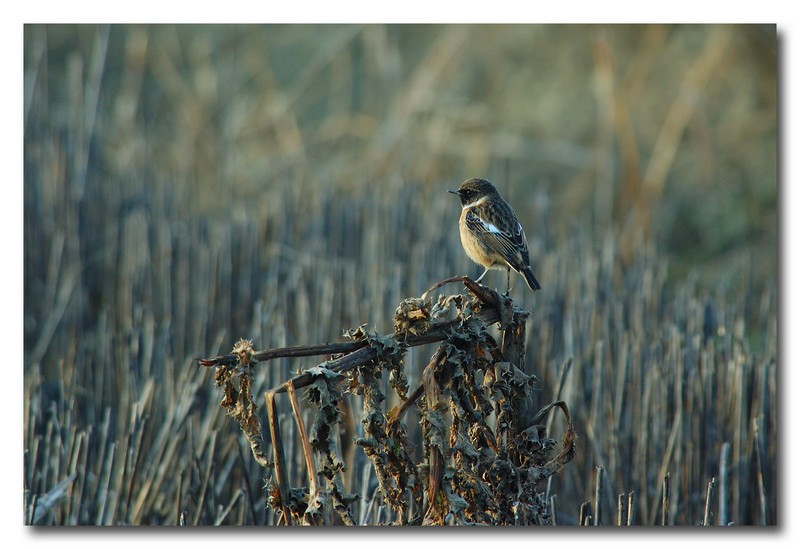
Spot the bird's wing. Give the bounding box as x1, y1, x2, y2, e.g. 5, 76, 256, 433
464, 210, 530, 267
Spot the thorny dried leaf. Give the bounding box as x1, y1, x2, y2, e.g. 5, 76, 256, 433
343, 323, 369, 341
394, 297, 432, 335
304, 365, 357, 525
388, 368, 409, 400
215, 364, 258, 432
354, 359, 412, 516
442, 473, 469, 516
213, 347, 273, 470
345, 324, 409, 400
430, 294, 464, 321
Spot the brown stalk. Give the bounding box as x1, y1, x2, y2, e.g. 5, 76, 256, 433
703, 477, 715, 526
285, 380, 319, 524
422, 346, 447, 525
264, 390, 291, 525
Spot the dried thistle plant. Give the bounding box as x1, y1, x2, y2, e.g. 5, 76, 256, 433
201, 278, 575, 525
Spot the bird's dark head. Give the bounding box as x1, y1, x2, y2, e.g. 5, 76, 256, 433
448, 178, 499, 206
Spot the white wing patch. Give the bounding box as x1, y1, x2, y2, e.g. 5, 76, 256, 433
464, 208, 530, 269
482, 220, 503, 234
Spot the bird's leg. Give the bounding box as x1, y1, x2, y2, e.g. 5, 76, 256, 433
504, 268, 512, 296
475, 266, 490, 284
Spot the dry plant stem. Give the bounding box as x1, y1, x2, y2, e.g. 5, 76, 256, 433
753, 417, 769, 525
285, 380, 319, 525
214, 489, 242, 526
661, 472, 671, 526
174, 472, 182, 526
718, 442, 731, 526
499, 295, 531, 435
387, 383, 424, 428
264, 390, 292, 525
192, 430, 216, 526
703, 477, 715, 526
529, 401, 576, 481
422, 346, 447, 525
236, 443, 261, 525
546, 357, 573, 437
579, 501, 591, 526
31, 473, 77, 525
627, 492, 635, 526
421, 275, 472, 301
200, 340, 369, 369
594, 466, 604, 526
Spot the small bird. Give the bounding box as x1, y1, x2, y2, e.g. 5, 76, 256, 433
449, 178, 541, 292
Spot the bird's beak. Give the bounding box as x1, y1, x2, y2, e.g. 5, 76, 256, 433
448, 189, 460, 196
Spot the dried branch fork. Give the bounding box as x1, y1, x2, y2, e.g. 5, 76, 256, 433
198, 276, 576, 526
199, 276, 505, 376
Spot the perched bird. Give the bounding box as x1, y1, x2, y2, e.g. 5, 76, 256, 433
449, 178, 541, 292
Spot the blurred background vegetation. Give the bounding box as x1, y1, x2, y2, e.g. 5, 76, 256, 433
23, 24, 776, 525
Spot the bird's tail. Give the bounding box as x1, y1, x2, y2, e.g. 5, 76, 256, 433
521, 266, 541, 292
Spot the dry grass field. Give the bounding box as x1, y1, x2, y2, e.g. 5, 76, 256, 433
23, 24, 776, 525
